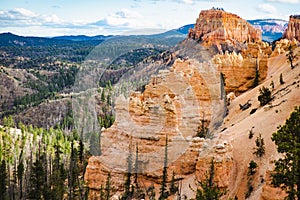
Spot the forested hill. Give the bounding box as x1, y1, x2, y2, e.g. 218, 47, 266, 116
0, 32, 104, 46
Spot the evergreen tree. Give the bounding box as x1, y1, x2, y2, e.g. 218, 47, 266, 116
280, 73, 284, 85
105, 172, 112, 200
258, 86, 272, 106
247, 160, 258, 176
3, 115, 15, 128
159, 136, 169, 200
286, 45, 298, 69
252, 67, 260, 87
28, 152, 46, 199
79, 139, 84, 163
170, 171, 178, 194
271, 106, 300, 199
51, 145, 66, 200
68, 141, 80, 200
99, 185, 105, 200
196, 159, 225, 200
253, 134, 265, 157
17, 153, 24, 199
134, 144, 139, 188
101, 89, 106, 101
0, 160, 7, 199
122, 143, 133, 200
270, 80, 275, 90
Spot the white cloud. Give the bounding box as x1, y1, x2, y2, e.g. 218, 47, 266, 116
0, 8, 37, 20
182, 0, 194, 4
0, 8, 64, 27
258, 3, 277, 14
0, 8, 165, 36
43, 14, 62, 24
266, 0, 299, 3
105, 9, 144, 26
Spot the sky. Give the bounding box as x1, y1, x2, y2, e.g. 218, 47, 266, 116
0, 0, 299, 36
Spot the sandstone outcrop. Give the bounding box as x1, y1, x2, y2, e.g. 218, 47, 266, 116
271, 38, 298, 57
85, 57, 226, 199
188, 8, 261, 51
196, 140, 233, 189
187, 8, 271, 95
213, 42, 272, 94
284, 15, 300, 41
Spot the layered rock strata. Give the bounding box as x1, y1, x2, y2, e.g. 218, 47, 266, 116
284, 15, 300, 41
188, 8, 261, 51
85, 58, 225, 199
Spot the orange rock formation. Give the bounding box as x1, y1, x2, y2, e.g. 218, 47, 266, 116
188, 8, 261, 50
284, 15, 300, 41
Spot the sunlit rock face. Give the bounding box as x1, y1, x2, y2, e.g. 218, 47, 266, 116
284, 15, 300, 42
188, 8, 261, 51
85, 56, 226, 199
213, 42, 272, 95
187, 8, 272, 96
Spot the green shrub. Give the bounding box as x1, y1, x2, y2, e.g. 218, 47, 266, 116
258, 86, 272, 106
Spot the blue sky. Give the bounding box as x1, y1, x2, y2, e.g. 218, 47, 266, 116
0, 0, 299, 36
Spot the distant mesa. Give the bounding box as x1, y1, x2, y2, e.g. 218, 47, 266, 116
248, 19, 288, 42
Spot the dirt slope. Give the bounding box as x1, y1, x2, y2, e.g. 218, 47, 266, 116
215, 47, 300, 199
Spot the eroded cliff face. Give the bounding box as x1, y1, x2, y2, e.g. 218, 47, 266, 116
271, 38, 299, 57
85, 57, 226, 199
187, 8, 271, 95
188, 9, 261, 51
284, 15, 300, 41
213, 42, 272, 95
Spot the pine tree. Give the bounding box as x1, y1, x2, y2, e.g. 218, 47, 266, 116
100, 185, 105, 200
270, 80, 275, 90
286, 45, 298, 69
271, 106, 300, 200
101, 88, 106, 101
253, 134, 265, 157
0, 160, 7, 199
280, 73, 284, 85
196, 159, 225, 200
28, 152, 46, 199
51, 145, 66, 199
17, 153, 24, 199
258, 86, 272, 106
68, 141, 80, 200
159, 136, 169, 200
252, 67, 260, 88
170, 171, 178, 194
134, 144, 139, 188
247, 161, 258, 176
122, 143, 133, 200
105, 172, 112, 200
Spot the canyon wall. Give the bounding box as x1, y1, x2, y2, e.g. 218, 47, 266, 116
284, 15, 300, 41
213, 42, 272, 95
